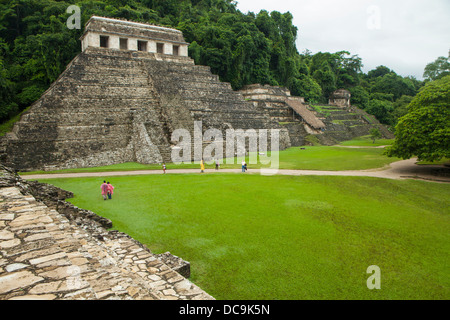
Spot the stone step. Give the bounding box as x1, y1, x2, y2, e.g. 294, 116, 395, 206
37, 98, 161, 111
49, 84, 154, 98
68, 65, 146, 77
182, 99, 259, 112
326, 120, 365, 126
65, 75, 149, 86
326, 115, 361, 121
174, 79, 233, 91
154, 69, 219, 81
78, 54, 209, 77
145, 61, 213, 74
174, 90, 244, 103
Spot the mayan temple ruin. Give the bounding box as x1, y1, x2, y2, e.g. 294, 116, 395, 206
0, 16, 391, 171
239, 85, 392, 146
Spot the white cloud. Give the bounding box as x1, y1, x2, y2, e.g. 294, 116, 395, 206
235, 0, 450, 79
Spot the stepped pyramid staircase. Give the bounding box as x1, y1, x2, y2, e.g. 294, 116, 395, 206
308, 104, 393, 145
2, 48, 288, 171
239, 84, 393, 147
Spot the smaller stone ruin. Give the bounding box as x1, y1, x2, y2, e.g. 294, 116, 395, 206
328, 89, 351, 109
239, 84, 393, 146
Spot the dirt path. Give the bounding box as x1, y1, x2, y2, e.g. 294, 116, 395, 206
20, 158, 450, 183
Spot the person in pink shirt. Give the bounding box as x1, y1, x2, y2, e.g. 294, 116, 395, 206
101, 181, 108, 200
107, 182, 114, 199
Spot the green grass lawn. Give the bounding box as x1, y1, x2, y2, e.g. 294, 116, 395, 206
274, 146, 398, 170
338, 136, 395, 147
20, 144, 400, 175
40, 174, 450, 300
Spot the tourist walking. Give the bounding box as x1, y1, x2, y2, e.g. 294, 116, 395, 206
101, 181, 108, 200
215, 158, 220, 171
162, 163, 166, 174
242, 160, 246, 172
107, 182, 114, 199
200, 159, 205, 173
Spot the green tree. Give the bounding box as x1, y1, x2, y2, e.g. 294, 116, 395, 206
367, 65, 391, 79
366, 99, 394, 125
370, 73, 416, 101
370, 92, 394, 102
312, 61, 336, 102
391, 95, 414, 125
369, 128, 382, 143
349, 86, 369, 109
334, 51, 362, 88
287, 74, 322, 103
386, 76, 450, 161
423, 55, 450, 81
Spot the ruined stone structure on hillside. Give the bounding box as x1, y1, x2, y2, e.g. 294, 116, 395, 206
1, 16, 290, 171
328, 89, 351, 109
315, 89, 394, 144
239, 84, 325, 146
239, 85, 393, 146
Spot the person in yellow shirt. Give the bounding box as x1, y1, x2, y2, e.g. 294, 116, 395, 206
200, 159, 205, 173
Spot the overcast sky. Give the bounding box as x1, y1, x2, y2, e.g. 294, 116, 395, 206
235, 0, 450, 79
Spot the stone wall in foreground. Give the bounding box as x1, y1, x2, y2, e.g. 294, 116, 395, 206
0, 165, 213, 300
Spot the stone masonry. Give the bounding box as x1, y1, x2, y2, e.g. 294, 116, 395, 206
239, 84, 325, 146
328, 89, 352, 108
0, 166, 213, 300
80, 16, 190, 57
239, 84, 393, 146
1, 16, 290, 172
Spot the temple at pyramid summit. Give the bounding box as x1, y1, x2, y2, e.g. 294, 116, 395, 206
0, 16, 391, 171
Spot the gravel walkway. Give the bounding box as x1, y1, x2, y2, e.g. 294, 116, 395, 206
21, 158, 450, 183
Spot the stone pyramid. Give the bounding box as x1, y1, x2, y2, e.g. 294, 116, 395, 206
2, 16, 290, 171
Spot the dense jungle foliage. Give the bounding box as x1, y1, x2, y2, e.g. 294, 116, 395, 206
0, 0, 445, 129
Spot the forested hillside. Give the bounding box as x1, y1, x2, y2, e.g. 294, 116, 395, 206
0, 0, 432, 129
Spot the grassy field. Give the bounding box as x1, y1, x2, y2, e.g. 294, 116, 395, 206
20, 142, 400, 175
338, 136, 394, 147
40, 174, 450, 300
274, 146, 397, 170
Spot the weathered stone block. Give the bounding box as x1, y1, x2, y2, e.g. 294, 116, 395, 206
155, 252, 190, 279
